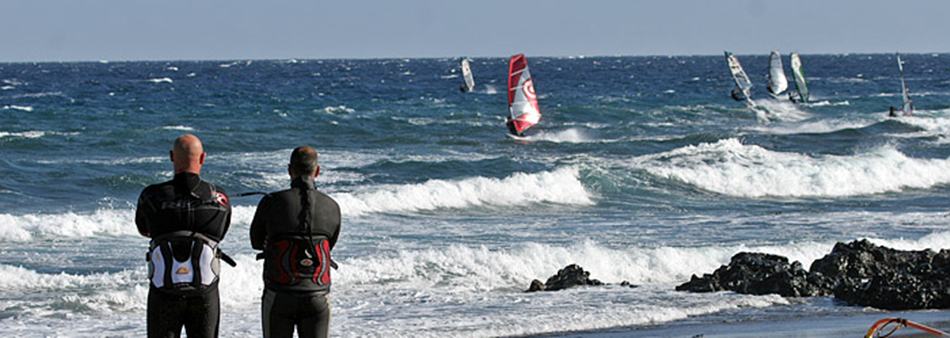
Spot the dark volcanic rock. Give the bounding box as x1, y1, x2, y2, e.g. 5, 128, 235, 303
526, 264, 603, 292
527, 279, 545, 292
810, 239, 950, 310
677, 240, 950, 310
675, 252, 831, 297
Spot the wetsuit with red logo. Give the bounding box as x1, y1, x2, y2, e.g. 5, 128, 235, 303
250, 176, 341, 338
136, 172, 231, 338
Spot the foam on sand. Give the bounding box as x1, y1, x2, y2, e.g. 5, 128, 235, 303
334, 167, 593, 217
636, 138, 950, 197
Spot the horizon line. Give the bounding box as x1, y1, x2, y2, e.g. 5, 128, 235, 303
1, 50, 946, 64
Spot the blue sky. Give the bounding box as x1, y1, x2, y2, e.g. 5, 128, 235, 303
1, 0, 946, 61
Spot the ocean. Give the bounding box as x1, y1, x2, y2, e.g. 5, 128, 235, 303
1, 54, 949, 337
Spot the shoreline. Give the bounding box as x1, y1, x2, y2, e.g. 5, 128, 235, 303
527, 309, 950, 338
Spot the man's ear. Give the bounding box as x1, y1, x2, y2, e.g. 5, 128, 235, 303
314, 165, 321, 178
169, 150, 174, 163
198, 152, 206, 165
288, 164, 294, 178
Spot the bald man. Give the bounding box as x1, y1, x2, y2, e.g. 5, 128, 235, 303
136, 134, 232, 338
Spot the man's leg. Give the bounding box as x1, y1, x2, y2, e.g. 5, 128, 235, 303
262, 289, 296, 338
148, 289, 185, 338
295, 294, 331, 338
182, 287, 220, 338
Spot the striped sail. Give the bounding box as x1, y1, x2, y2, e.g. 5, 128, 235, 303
897, 54, 913, 115
460, 58, 475, 92
790, 52, 809, 103
508, 54, 541, 134
725, 51, 753, 100
767, 50, 788, 97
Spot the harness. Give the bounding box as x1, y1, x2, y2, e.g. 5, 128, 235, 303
257, 188, 333, 293
146, 183, 236, 295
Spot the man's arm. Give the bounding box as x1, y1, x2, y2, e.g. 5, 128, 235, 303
135, 191, 152, 237
249, 196, 270, 251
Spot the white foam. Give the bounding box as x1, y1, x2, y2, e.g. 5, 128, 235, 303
636, 138, 950, 197
3, 231, 946, 337
0, 130, 78, 139
521, 128, 592, 143
0, 209, 138, 242
146, 77, 172, 84
483, 85, 498, 94
752, 99, 811, 121
160, 125, 194, 131
335, 167, 593, 217
322, 105, 355, 114
165, 66, 178, 71
805, 100, 851, 107
748, 117, 873, 135
2, 105, 33, 112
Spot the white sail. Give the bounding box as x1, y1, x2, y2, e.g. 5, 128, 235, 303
897, 54, 913, 115
725, 51, 753, 102
460, 58, 475, 92
767, 50, 788, 97
789, 52, 809, 103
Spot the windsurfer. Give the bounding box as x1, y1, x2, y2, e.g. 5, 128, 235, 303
730, 88, 744, 101
506, 117, 521, 136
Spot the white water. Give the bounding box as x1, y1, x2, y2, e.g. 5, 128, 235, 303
637, 138, 950, 197
2, 231, 946, 337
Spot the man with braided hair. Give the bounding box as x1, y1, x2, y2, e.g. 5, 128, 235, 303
250, 146, 342, 338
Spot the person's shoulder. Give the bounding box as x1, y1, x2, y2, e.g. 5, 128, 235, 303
139, 180, 173, 197
313, 189, 341, 209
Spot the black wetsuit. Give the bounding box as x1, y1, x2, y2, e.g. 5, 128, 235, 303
250, 176, 341, 338
136, 172, 231, 338
506, 119, 522, 136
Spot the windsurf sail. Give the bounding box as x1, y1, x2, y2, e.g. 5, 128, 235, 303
767, 50, 789, 98
460, 58, 475, 92
865, 318, 949, 338
789, 52, 809, 103
897, 54, 913, 115
724, 51, 754, 103
507, 53, 541, 135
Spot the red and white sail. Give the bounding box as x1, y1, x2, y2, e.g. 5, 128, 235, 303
508, 54, 541, 134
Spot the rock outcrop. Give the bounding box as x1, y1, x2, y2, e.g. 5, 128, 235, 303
675, 252, 831, 297
810, 239, 950, 310
676, 240, 950, 310
526, 264, 603, 292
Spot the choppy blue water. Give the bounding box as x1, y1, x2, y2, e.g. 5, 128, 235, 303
1, 54, 949, 337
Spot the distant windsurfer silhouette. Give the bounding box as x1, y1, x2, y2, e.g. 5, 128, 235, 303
730, 88, 744, 101
888, 106, 898, 118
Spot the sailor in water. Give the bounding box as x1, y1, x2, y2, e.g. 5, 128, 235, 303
505, 117, 522, 137
888, 106, 898, 117
730, 88, 744, 101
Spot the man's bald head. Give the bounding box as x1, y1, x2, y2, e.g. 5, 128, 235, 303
288, 146, 320, 179
170, 134, 206, 174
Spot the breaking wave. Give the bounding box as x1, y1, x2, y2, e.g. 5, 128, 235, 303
637, 138, 950, 197
335, 167, 593, 216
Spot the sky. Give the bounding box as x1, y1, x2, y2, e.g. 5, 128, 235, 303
1, 0, 947, 62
